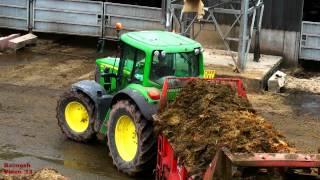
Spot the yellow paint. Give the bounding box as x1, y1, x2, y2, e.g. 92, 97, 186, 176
115, 115, 138, 161
65, 101, 89, 133
204, 69, 216, 79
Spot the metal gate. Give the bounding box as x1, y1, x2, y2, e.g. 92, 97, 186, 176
103, 2, 163, 39
300, 21, 320, 61
31, 0, 103, 37
0, 0, 29, 30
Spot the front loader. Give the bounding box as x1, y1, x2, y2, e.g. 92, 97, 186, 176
56, 30, 213, 175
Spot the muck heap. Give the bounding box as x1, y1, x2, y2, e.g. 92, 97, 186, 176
154, 79, 294, 175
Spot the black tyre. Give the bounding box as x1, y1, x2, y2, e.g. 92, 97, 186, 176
56, 90, 96, 142
107, 100, 156, 176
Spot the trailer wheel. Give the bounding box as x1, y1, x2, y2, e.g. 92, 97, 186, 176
107, 100, 156, 176
56, 90, 96, 142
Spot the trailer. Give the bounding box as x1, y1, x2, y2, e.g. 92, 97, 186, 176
156, 77, 320, 179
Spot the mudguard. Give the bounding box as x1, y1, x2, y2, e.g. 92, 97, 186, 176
71, 80, 113, 131
112, 88, 159, 121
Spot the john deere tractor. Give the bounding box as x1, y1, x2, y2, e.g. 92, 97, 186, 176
56, 31, 208, 175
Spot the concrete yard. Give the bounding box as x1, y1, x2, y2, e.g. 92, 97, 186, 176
0, 34, 319, 179
204, 49, 282, 92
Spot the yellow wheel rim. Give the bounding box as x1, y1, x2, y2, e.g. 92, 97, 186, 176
65, 101, 89, 133
115, 115, 138, 162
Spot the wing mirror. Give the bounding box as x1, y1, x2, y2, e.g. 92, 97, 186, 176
101, 67, 117, 79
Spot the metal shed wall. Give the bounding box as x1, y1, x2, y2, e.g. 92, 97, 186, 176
262, 0, 303, 31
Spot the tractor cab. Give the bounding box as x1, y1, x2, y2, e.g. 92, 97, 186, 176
95, 31, 205, 93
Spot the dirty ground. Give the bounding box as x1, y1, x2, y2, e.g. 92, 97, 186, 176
154, 80, 293, 175
0, 31, 319, 179
284, 65, 320, 94
0, 33, 134, 180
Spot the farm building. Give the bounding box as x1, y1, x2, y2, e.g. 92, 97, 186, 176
0, 0, 318, 66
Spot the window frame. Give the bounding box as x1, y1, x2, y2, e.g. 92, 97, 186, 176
149, 51, 200, 84
118, 43, 146, 85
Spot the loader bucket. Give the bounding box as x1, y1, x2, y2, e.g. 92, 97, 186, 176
159, 77, 247, 111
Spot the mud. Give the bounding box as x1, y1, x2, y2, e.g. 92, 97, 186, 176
0, 34, 134, 180
0, 35, 115, 89
248, 92, 320, 153
284, 62, 320, 94
154, 80, 293, 175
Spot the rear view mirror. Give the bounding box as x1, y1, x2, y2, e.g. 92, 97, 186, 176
104, 67, 110, 73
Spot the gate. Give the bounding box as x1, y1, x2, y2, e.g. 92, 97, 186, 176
0, 0, 29, 30
103, 2, 163, 39
0, 0, 165, 38
31, 0, 103, 37
300, 21, 320, 61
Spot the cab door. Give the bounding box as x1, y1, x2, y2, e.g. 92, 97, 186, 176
117, 43, 146, 89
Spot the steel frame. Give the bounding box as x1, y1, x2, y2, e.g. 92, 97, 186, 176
165, 0, 265, 71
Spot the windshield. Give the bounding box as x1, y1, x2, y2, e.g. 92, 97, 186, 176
150, 51, 200, 84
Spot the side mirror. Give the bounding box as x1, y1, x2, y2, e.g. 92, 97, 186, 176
103, 67, 110, 74
101, 67, 117, 79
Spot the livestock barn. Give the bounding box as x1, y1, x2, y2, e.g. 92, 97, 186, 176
0, 0, 317, 66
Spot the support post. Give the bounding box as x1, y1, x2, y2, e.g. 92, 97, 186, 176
165, 0, 172, 31
254, 3, 264, 62
238, 0, 250, 70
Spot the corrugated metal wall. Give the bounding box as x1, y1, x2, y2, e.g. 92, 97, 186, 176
262, 0, 303, 31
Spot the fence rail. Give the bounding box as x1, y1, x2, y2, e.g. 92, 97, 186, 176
300, 21, 320, 61
0, 0, 164, 39
0, 0, 29, 30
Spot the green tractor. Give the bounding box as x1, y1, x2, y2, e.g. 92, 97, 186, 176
56, 31, 209, 175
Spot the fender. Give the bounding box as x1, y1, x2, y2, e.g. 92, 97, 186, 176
71, 80, 113, 131
112, 88, 159, 121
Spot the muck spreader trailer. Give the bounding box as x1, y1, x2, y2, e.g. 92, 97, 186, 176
56, 29, 320, 179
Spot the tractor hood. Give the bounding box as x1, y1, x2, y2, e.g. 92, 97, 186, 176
96, 57, 120, 72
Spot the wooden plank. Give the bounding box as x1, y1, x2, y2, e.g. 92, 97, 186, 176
0, 34, 20, 51
8, 33, 37, 50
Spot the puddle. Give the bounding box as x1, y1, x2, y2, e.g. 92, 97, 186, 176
0, 141, 150, 180
287, 93, 320, 118
0, 49, 39, 66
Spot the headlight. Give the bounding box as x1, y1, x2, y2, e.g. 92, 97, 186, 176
160, 51, 166, 57
194, 48, 200, 55
154, 50, 160, 56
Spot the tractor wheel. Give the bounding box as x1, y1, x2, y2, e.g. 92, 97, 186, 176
107, 100, 156, 176
56, 90, 95, 142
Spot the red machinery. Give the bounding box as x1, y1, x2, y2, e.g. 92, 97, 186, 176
156, 77, 320, 179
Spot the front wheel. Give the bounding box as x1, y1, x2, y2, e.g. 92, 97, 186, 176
56, 90, 96, 142
107, 100, 156, 176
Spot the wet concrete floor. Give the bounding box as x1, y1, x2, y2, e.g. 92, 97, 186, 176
0, 35, 145, 179
0, 83, 141, 180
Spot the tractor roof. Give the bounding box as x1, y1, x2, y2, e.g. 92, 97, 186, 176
120, 31, 202, 53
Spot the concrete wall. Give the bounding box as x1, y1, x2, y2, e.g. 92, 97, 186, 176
260, 29, 300, 67
193, 24, 300, 67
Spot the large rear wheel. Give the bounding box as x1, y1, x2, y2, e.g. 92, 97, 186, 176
107, 100, 156, 176
56, 90, 96, 142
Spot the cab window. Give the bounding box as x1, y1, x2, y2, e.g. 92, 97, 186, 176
121, 44, 135, 73
150, 51, 200, 84
120, 44, 146, 84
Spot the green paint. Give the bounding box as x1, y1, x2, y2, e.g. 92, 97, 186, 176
99, 110, 110, 135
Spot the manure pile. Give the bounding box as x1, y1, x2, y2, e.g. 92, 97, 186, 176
154, 80, 294, 175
